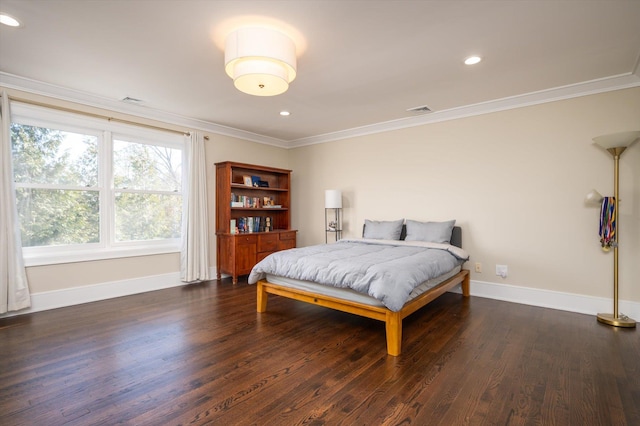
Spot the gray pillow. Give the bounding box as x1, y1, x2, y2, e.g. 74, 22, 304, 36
363, 219, 404, 240
405, 219, 456, 243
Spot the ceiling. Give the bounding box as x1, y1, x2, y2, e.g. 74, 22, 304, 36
1, 1, 639, 147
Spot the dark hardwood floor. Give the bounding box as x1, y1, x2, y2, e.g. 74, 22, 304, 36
1, 277, 638, 425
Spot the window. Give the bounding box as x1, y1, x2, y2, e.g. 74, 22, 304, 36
112, 138, 182, 242
10, 103, 186, 265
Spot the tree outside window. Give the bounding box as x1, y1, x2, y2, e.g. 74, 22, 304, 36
10, 103, 185, 264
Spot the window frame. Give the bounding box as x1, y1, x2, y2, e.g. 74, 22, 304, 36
10, 103, 186, 267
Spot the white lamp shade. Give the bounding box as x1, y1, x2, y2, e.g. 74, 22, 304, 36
225, 27, 297, 96
593, 131, 640, 149
325, 190, 342, 209
585, 189, 604, 205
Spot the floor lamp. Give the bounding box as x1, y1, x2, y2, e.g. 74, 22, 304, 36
325, 189, 342, 243
592, 130, 639, 328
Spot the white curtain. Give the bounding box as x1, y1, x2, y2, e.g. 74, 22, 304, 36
0, 92, 31, 313
181, 131, 210, 282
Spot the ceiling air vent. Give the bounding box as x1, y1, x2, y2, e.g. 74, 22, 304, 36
407, 105, 432, 114
121, 97, 143, 104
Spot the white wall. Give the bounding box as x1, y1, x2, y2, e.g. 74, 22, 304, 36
290, 88, 640, 308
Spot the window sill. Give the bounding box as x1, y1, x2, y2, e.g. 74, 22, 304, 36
23, 245, 181, 267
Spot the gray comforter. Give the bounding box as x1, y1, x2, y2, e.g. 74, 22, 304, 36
248, 238, 469, 312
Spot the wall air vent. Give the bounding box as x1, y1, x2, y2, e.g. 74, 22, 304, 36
407, 105, 432, 114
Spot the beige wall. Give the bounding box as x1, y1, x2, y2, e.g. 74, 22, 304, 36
290, 87, 640, 302
26, 132, 291, 293
2, 88, 291, 294
6, 86, 640, 306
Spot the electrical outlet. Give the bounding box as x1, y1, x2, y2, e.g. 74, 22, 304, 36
475, 262, 482, 273
496, 264, 508, 278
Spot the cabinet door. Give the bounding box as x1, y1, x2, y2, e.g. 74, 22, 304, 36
235, 235, 257, 275
217, 235, 234, 275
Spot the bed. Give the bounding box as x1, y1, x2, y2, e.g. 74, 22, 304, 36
248, 219, 470, 356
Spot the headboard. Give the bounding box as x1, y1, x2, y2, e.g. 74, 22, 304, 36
450, 226, 462, 248
361, 224, 462, 248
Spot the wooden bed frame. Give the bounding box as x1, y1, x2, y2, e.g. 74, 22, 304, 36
256, 268, 470, 356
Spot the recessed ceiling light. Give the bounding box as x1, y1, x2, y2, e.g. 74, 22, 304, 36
464, 56, 482, 65
279, 111, 290, 116
0, 13, 21, 27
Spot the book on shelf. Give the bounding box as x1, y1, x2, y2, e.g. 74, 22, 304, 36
231, 193, 263, 208
235, 216, 274, 233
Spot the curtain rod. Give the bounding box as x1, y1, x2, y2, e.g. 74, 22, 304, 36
7, 95, 209, 140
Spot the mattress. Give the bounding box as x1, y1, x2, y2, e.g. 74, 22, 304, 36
264, 265, 463, 308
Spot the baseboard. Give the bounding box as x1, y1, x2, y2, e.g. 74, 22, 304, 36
1, 266, 218, 318
3, 272, 638, 322
451, 279, 640, 320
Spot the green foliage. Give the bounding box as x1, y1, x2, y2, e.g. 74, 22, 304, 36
11, 123, 66, 183
113, 140, 181, 191
12, 124, 100, 246
113, 140, 182, 241
115, 193, 182, 241
11, 123, 182, 248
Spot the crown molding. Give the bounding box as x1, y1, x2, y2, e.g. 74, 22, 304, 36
287, 72, 640, 148
2, 71, 639, 150
0, 72, 290, 148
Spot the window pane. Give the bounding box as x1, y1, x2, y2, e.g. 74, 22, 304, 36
113, 140, 182, 191
11, 123, 98, 187
114, 193, 182, 242
16, 188, 100, 247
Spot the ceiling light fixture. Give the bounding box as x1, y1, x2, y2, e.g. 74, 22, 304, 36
464, 56, 482, 65
225, 27, 297, 96
279, 111, 290, 116
0, 13, 21, 27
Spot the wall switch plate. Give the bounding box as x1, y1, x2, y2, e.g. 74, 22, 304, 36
475, 262, 482, 273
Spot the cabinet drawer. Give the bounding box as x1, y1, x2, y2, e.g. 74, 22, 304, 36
279, 231, 297, 241
236, 234, 257, 245
256, 250, 274, 263
278, 239, 296, 250
278, 231, 296, 251
258, 233, 278, 253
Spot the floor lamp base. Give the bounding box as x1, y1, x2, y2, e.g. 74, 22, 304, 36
597, 313, 636, 328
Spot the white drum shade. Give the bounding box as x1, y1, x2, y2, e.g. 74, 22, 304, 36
225, 27, 297, 96
325, 190, 342, 209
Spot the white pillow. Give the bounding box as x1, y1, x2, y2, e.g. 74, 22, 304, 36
405, 219, 456, 243
363, 219, 404, 240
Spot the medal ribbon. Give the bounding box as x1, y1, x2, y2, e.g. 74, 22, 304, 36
599, 197, 616, 249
